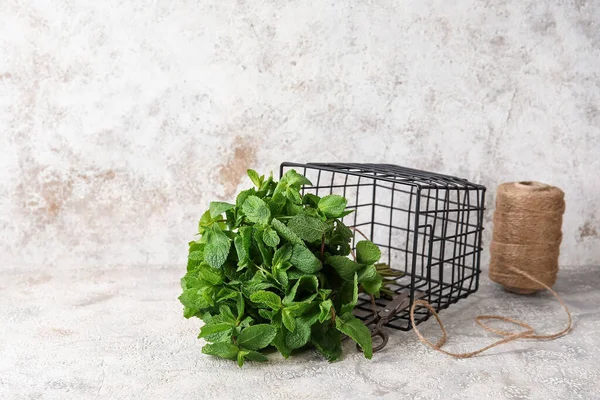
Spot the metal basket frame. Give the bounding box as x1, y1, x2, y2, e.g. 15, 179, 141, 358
280, 162, 487, 331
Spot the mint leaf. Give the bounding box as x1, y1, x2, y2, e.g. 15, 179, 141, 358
242, 196, 271, 225
188, 250, 204, 261
236, 188, 256, 208
244, 350, 269, 362
340, 273, 358, 314
219, 305, 237, 324
327, 255, 363, 281
247, 169, 262, 187
199, 322, 234, 338
287, 214, 329, 242
282, 308, 296, 332
273, 243, 293, 265
356, 240, 381, 265
262, 226, 280, 248
318, 195, 347, 218
284, 316, 312, 349
237, 324, 277, 350
236, 292, 244, 321
198, 209, 214, 230
234, 226, 252, 268
302, 193, 321, 207
318, 299, 333, 323
357, 264, 383, 295
358, 264, 377, 282
311, 322, 342, 362
237, 351, 246, 367
271, 218, 303, 245
202, 343, 239, 361
272, 328, 292, 358
209, 202, 235, 219
181, 169, 384, 365
250, 290, 282, 310
361, 274, 383, 295
198, 263, 223, 285
254, 228, 273, 266
204, 226, 231, 268
284, 275, 319, 305
283, 169, 313, 187
335, 312, 373, 359
290, 244, 321, 273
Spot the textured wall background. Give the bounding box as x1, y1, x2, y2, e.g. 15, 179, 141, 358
1, 0, 599, 270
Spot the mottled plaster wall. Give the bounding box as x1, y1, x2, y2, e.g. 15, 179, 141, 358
1, 0, 599, 269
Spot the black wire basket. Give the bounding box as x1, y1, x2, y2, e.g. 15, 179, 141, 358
280, 162, 487, 331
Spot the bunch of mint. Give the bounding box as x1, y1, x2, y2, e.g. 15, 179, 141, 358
179, 169, 384, 366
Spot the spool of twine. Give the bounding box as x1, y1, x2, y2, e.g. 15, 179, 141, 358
489, 181, 565, 294
409, 181, 571, 358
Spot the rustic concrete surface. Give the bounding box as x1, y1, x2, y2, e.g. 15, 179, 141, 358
2, 1, 600, 398
0, 0, 599, 270
1, 264, 599, 399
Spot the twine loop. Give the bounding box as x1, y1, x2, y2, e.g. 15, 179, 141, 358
408, 181, 571, 358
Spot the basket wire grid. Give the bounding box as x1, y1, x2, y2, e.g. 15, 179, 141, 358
280, 162, 487, 331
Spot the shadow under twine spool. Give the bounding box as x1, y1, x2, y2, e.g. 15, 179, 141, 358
489, 181, 565, 294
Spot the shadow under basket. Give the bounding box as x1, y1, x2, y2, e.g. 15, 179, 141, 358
281, 162, 487, 331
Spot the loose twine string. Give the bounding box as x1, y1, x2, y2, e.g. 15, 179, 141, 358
408, 181, 571, 358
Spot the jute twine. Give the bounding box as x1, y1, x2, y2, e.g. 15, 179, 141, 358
408, 181, 571, 358
490, 181, 565, 294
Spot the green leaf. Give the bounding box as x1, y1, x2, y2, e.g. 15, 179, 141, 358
179, 288, 210, 319
254, 228, 273, 267
290, 244, 321, 274
188, 244, 204, 261
361, 274, 383, 295
262, 227, 280, 248
236, 188, 256, 209
318, 299, 333, 323
198, 263, 223, 285
311, 322, 342, 362
283, 169, 312, 187
237, 324, 277, 351
244, 350, 269, 362
199, 322, 234, 338
242, 280, 276, 297
286, 186, 302, 205
202, 342, 239, 361
274, 268, 289, 290
237, 351, 246, 367
358, 264, 378, 282
236, 292, 244, 321
272, 328, 292, 358
209, 202, 235, 219
198, 210, 214, 230
273, 243, 293, 265
247, 169, 262, 187
340, 273, 359, 315
356, 240, 381, 265
271, 218, 303, 245
285, 316, 312, 349
250, 290, 282, 310
219, 305, 237, 324
327, 255, 363, 281
282, 308, 296, 332
204, 226, 231, 268
287, 214, 329, 243
234, 226, 253, 268
318, 195, 348, 218
335, 313, 373, 359
284, 275, 319, 305
242, 196, 271, 225
302, 193, 321, 207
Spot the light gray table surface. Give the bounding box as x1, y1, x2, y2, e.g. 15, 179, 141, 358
1, 264, 599, 399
